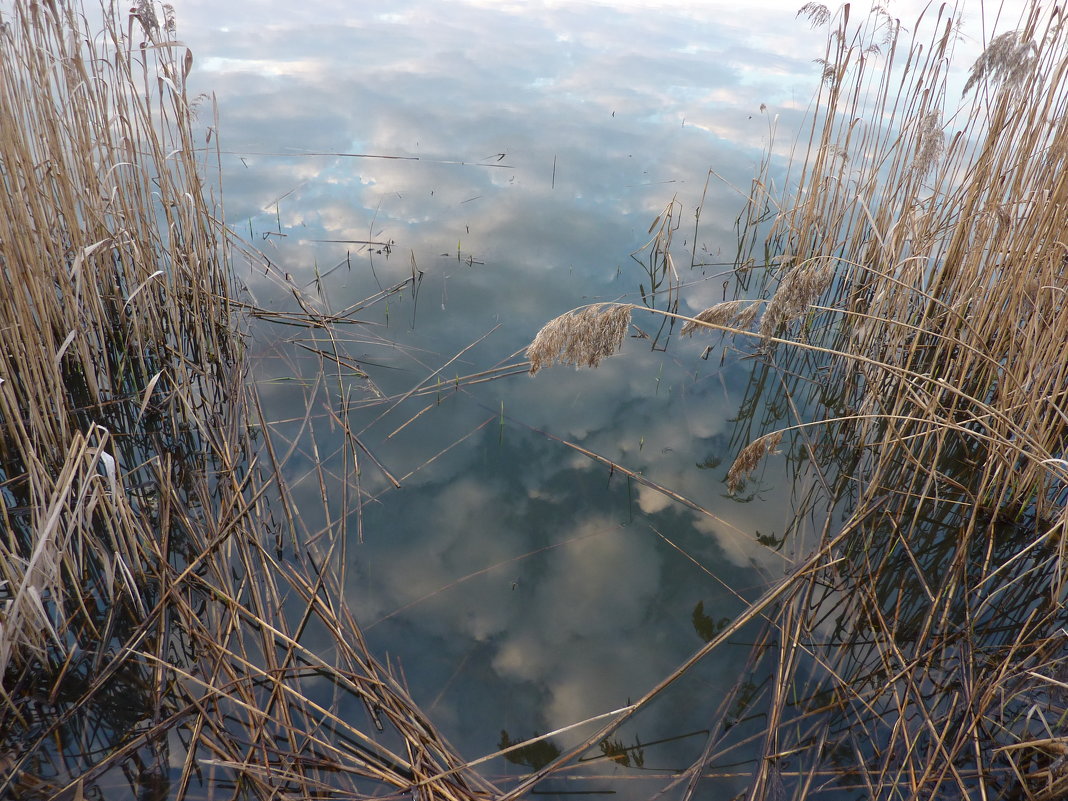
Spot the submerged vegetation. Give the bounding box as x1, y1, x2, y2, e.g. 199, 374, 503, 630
526, 1, 1068, 798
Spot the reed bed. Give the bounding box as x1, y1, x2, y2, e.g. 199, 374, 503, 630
524, 1, 1068, 798
0, 2, 493, 799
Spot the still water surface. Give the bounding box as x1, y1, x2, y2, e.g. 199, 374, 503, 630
178, 1, 865, 794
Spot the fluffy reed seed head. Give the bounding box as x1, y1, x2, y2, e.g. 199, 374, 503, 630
726, 431, 783, 494
527, 303, 634, 375
758, 258, 836, 340
912, 111, 945, 177
681, 300, 760, 336
797, 3, 831, 28
964, 30, 1038, 95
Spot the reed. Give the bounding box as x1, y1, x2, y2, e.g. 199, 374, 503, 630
526, 1, 1068, 797
0, 2, 491, 799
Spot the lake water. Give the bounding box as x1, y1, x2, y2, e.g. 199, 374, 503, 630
170, 1, 1005, 796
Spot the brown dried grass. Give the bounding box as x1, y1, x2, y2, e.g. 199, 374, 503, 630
0, 2, 492, 800
680, 299, 760, 336
703, 2, 1068, 796
527, 303, 634, 374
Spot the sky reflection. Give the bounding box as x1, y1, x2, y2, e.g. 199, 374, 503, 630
168, 0, 1029, 794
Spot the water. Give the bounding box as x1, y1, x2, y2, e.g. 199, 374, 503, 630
175, 1, 899, 796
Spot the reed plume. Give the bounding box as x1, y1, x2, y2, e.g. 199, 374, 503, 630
527, 303, 634, 374
757, 257, 836, 340
681, 299, 760, 335
726, 431, 783, 494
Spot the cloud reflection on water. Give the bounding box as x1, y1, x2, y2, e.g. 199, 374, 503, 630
175, 0, 864, 789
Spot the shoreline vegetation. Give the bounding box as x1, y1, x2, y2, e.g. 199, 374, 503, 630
528, 1, 1068, 798
0, 2, 493, 799
2, 0, 1066, 800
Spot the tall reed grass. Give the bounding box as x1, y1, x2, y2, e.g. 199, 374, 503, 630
525, 1, 1068, 797
0, 2, 493, 799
